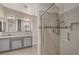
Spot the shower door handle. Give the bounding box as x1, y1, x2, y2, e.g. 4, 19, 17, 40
68, 32, 70, 41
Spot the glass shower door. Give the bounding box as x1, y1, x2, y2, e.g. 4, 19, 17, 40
41, 4, 60, 55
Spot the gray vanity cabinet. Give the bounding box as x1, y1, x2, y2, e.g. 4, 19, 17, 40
11, 38, 23, 50
0, 36, 32, 52
0, 39, 10, 52
23, 36, 32, 47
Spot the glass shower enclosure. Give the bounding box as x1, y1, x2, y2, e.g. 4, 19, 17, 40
40, 3, 60, 55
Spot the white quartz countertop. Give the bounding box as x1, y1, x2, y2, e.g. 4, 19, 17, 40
0, 35, 32, 39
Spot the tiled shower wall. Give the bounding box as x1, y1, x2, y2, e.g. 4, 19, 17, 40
40, 3, 79, 55
60, 4, 79, 55
41, 12, 60, 55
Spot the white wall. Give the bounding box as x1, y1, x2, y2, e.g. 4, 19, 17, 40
32, 16, 38, 45
0, 4, 4, 17
3, 6, 31, 19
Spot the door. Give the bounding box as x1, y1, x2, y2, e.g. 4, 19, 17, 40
68, 23, 79, 55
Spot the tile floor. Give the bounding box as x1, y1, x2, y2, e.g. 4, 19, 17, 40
0, 45, 37, 55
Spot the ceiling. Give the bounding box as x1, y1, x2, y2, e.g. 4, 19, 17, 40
1, 3, 39, 16
1, 3, 79, 16
1, 3, 59, 16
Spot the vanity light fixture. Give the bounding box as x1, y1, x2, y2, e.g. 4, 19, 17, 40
23, 18, 30, 21
8, 16, 16, 19
12, 16, 16, 19
8, 16, 12, 19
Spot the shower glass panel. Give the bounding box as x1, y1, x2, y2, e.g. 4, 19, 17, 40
41, 3, 60, 55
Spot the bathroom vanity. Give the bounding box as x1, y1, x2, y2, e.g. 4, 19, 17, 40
0, 18, 32, 52
0, 16, 32, 52
0, 35, 32, 52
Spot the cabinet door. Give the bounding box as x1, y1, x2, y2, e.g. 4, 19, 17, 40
23, 37, 32, 47
0, 39, 10, 52
11, 38, 22, 49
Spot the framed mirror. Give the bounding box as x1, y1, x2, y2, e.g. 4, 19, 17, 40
0, 17, 31, 33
